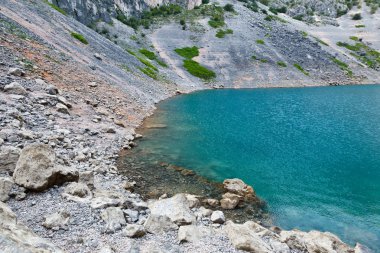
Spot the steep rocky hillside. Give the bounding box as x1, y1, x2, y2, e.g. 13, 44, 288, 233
0, 0, 379, 252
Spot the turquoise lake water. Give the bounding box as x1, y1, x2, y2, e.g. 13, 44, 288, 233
137, 85, 380, 250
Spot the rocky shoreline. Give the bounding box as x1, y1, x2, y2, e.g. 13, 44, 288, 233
0, 2, 376, 252
0, 63, 372, 253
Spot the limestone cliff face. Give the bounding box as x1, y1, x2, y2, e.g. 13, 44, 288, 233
49, 0, 201, 25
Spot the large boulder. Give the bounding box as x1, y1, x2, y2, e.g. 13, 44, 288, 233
0, 146, 21, 175
178, 225, 213, 243
0, 201, 64, 252
62, 182, 92, 203
0, 177, 14, 202
210, 211, 225, 224
224, 221, 290, 253
280, 230, 354, 253
144, 194, 196, 234
42, 210, 70, 229
220, 192, 242, 209
101, 207, 126, 233
223, 178, 255, 198
13, 144, 78, 191
122, 224, 146, 238
4, 82, 27, 95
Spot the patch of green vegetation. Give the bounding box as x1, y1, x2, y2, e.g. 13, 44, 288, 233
117, 4, 182, 29
269, 6, 287, 15
215, 29, 233, 38
312, 36, 329, 46
331, 57, 353, 77
208, 14, 225, 28
174, 46, 215, 80
277, 61, 287, 67
174, 46, 199, 59
349, 36, 359, 41
139, 49, 156, 60
352, 13, 362, 20
293, 14, 304, 21
301, 31, 308, 37
0, 19, 31, 40
126, 49, 137, 56
183, 59, 216, 80
251, 55, 269, 64
138, 67, 159, 80
256, 39, 265, 45
293, 63, 309, 76
156, 60, 168, 67
136, 56, 158, 71
138, 48, 168, 67
70, 32, 88, 44
244, 1, 259, 12
355, 24, 365, 28
223, 4, 235, 12
44, 1, 67, 15
337, 40, 380, 69
264, 14, 287, 23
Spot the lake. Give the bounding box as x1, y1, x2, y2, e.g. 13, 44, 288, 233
127, 85, 380, 251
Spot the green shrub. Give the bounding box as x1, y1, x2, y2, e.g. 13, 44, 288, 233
256, 39, 265, 45
70, 32, 88, 44
138, 67, 159, 80
245, 2, 259, 12
350, 36, 359, 41
337, 9, 348, 17
269, 6, 287, 14
331, 57, 353, 77
174, 46, 199, 59
139, 48, 156, 60
293, 63, 309, 75
215, 29, 233, 38
202, 0, 210, 4
156, 60, 168, 67
180, 19, 186, 25
312, 36, 329, 46
137, 56, 158, 71
260, 59, 268, 63
224, 4, 235, 12
352, 13, 362, 20
208, 9, 225, 28
355, 24, 365, 28
301, 31, 308, 37
277, 61, 287, 67
183, 59, 216, 80
293, 14, 304, 21
45, 1, 66, 15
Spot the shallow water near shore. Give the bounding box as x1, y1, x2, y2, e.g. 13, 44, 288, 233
122, 85, 380, 250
